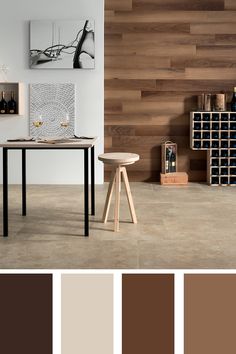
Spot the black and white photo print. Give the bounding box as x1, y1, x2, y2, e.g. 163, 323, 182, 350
30, 20, 95, 69
30, 83, 75, 138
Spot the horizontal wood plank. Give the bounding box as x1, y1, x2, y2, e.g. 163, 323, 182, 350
191, 23, 236, 34
105, 55, 171, 69
122, 33, 215, 45
105, 22, 190, 33
155, 79, 236, 91
141, 91, 199, 101
105, 11, 209, 23
196, 45, 236, 57
105, 113, 190, 126
105, 0, 132, 11
106, 11, 236, 24
105, 79, 157, 90
105, 100, 122, 113
105, 90, 141, 101
122, 101, 192, 114
105, 45, 196, 57
215, 34, 236, 44
112, 136, 189, 148
171, 56, 236, 68
105, 68, 186, 80
105, 125, 190, 137
132, 0, 225, 11
185, 67, 236, 79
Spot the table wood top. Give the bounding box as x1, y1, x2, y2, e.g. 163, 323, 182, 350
0, 137, 98, 148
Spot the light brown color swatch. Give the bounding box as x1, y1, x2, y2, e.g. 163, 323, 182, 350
61, 274, 113, 354
122, 274, 174, 354
185, 274, 236, 354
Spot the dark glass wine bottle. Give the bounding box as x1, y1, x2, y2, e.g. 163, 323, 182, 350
8, 91, 17, 114
166, 147, 170, 173
0, 91, 7, 114
231, 87, 236, 112
170, 149, 176, 173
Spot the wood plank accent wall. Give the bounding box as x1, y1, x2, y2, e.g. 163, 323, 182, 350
105, 0, 236, 181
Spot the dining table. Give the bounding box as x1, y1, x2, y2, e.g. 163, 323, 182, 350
0, 137, 98, 237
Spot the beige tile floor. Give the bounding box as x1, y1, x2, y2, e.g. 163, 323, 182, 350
0, 183, 235, 269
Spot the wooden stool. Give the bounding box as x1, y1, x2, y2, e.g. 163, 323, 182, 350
98, 153, 140, 232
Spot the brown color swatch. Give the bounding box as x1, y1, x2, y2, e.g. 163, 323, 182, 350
0, 274, 52, 354
185, 274, 236, 354
122, 274, 174, 354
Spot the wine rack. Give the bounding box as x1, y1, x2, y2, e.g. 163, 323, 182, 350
0, 82, 24, 115
190, 112, 236, 186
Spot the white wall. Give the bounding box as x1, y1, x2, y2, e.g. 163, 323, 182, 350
0, 0, 104, 184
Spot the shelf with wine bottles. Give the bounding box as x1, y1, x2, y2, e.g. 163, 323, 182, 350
191, 111, 236, 186
0, 82, 24, 115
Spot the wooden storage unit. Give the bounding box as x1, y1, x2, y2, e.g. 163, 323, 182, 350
0, 82, 24, 115
160, 172, 188, 185
190, 111, 236, 186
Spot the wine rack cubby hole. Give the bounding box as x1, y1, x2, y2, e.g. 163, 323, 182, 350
0, 82, 24, 115
190, 112, 236, 186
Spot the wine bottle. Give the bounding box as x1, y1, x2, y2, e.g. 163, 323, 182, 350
8, 91, 17, 114
231, 87, 236, 112
170, 148, 176, 173
165, 147, 170, 173
0, 91, 7, 114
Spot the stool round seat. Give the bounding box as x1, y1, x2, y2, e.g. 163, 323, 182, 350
98, 152, 139, 165
98, 152, 139, 232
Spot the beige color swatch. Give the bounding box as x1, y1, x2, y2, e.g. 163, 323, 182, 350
185, 274, 236, 354
61, 274, 113, 354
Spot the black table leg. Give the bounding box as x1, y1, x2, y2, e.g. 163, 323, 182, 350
84, 148, 89, 236
3, 148, 8, 237
22, 149, 26, 216
91, 146, 95, 216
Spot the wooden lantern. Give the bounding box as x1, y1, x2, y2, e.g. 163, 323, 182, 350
161, 141, 177, 174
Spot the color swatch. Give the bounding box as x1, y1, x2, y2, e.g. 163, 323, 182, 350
61, 274, 113, 354
0, 274, 52, 354
122, 274, 174, 354
185, 274, 236, 354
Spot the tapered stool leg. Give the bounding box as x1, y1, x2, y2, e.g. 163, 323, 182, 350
103, 168, 116, 223
114, 166, 121, 232
121, 167, 137, 224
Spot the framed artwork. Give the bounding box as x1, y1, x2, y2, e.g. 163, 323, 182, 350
30, 20, 95, 69
30, 83, 75, 138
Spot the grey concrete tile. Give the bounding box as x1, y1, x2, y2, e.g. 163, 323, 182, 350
138, 239, 227, 269
0, 239, 138, 269
0, 183, 236, 269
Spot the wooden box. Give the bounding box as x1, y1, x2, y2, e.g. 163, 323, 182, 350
161, 141, 177, 174
160, 172, 188, 185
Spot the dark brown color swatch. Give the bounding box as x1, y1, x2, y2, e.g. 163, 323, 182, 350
105, 0, 236, 182
122, 274, 174, 354
0, 274, 52, 354
185, 274, 236, 354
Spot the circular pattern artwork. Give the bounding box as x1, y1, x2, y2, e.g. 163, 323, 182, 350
30, 83, 75, 138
